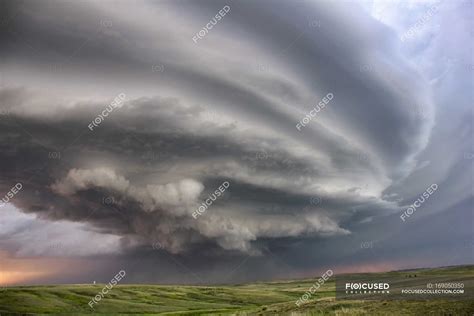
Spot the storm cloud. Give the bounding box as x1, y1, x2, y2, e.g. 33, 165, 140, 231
0, 0, 472, 284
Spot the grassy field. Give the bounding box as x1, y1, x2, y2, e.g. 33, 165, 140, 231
0, 265, 473, 315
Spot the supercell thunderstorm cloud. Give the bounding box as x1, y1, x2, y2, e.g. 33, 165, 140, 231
0, 0, 472, 285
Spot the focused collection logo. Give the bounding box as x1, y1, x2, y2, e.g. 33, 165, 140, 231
344, 282, 390, 294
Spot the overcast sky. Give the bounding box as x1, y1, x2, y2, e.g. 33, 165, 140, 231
0, 0, 472, 285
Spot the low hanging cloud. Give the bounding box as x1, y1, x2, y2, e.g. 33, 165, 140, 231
51, 168, 132, 196
49, 167, 349, 253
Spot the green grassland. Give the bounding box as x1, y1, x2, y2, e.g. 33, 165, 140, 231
0, 265, 473, 315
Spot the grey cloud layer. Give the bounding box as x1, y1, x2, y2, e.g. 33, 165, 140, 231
0, 0, 450, 261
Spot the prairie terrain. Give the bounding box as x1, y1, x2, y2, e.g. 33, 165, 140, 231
1, 265, 473, 315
